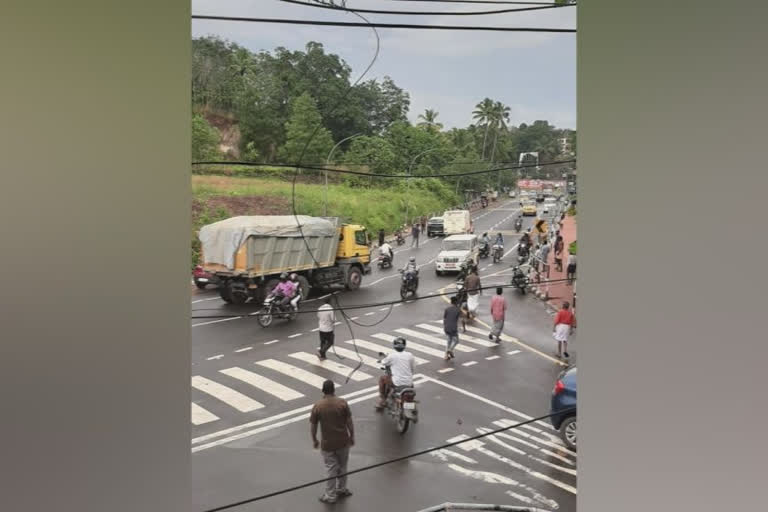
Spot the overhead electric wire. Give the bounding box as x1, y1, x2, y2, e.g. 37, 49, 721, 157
386, 0, 562, 5
279, 0, 573, 16
200, 406, 575, 512
191, 15, 577, 32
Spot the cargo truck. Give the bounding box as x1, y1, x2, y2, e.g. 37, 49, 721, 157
442, 210, 473, 235
199, 215, 371, 304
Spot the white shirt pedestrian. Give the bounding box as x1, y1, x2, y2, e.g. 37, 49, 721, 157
318, 303, 335, 332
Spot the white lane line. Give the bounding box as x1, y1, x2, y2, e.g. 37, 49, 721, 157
207, 354, 224, 361
343, 339, 429, 365
191, 376, 264, 412
364, 312, 375, 316
256, 359, 341, 390
508, 350, 522, 355
462, 361, 478, 367
330, 347, 385, 369
417, 323, 496, 347
234, 347, 253, 353
287, 333, 303, 339
192, 378, 429, 453
486, 355, 501, 360
438, 368, 454, 373
191, 297, 221, 304
350, 316, 359, 320
491, 430, 576, 466
334, 322, 342, 326
219, 367, 304, 401
494, 419, 574, 455
443, 464, 558, 510
288, 352, 372, 381
421, 376, 556, 431
431, 449, 478, 464
449, 435, 576, 495
464, 325, 521, 344
372, 333, 448, 358
393, 303, 402, 307
478, 428, 578, 477
191, 402, 219, 425
311, 327, 320, 332
192, 316, 241, 327
379, 307, 389, 311
395, 328, 475, 353
192, 383, 387, 446
264, 339, 279, 345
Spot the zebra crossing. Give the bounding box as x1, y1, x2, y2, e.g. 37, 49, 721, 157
191, 321, 524, 427
431, 416, 577, 510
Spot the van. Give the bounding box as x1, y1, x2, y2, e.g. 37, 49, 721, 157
442, 210, 473, 235
435, 234, 479, 275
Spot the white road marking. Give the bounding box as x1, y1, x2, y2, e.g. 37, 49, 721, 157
437, 368, 454, 373
486, 355, 501, 360
431, 449, 477, 464
219, 367, 304, 401
508, 350, 522, 355
192, 316, 241, 327
364, 312, 375, 316
450, 434, 576, 494
191, 297, 221, 304
288, 352, 372, 381
395, 328, 475, 353
494, 419, 575, 455
311, 327, 320, 332
192, 377, 428, 452
393, 303, 401, 307
331, 347, 386, 369
494, 431, 575, 466
372, 332, 449, 358
416, 323, 495, 347
191, 402, 219, 425
343, 339, 428, 365
256, 359, 341, 390
462, 361, 478, 367
379, 307, 389, 311
350, 317, 360, 320
334, 322, 342, 326
478, 428, 578, 476
191, 376, 264, 412
264, 339, 279, 345
207, 354, 224, 361
287, 333, 302, 339
234, 347, 253, 353
464, 325, 521, 344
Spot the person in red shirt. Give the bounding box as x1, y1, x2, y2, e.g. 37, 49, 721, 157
553, 301, 576, 359
488, 287, 507, 343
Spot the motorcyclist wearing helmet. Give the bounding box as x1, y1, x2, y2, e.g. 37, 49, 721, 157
494, 232, 504, 247
376, 336, 415, 410
289, 273, 302, 311
272, 272, 297, 309
402, 256, 419, 288
481, 232, 490, 249
380, 241, 393, 262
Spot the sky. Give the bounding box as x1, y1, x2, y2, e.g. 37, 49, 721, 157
191, 0, 576, 130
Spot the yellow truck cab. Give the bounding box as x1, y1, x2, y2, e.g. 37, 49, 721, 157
337, 224, 371, 262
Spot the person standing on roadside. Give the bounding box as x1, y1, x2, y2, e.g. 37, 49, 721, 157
539, 239, 551, 276
464, 267, 482, 325
310, 380, 355, 504
411, 223, 420, 248
488, 287, 507, 343
316, 297, 335, 360
553, 301, 576, 359
554, 233, 564, 272
378, 228, 385, 248
421, 215, 427, 233
443, 296, 461, 360
566, 251, 577, 285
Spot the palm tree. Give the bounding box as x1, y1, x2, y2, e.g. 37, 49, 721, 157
488, 101, 511, 163
472, 98, 495, 160
417, 109, 443, 132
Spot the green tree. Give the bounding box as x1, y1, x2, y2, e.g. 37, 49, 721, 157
472, 98, 495, 160
191, 113, 220, 161
417, 109, 443, 133
488, 101, 511, 163
341, 136, 397, 174
278, 93, 334, 164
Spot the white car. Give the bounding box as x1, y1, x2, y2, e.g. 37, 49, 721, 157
435, 234, 479, 275
543, 198, 557, 214
508, 190, 516, 198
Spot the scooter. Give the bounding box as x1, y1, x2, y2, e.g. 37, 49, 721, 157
257, 293, 299, 327
514, 218, 523, 233
478, 241, 490, 259
511, 266, 529, 294
378, 252, 393, 270
395, 232, 406, 246
492, 243, 504, 263
399, 269, 419, 299
376, 355, 418, 434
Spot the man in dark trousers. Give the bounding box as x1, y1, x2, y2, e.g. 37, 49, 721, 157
443, 296, 461, 360
411, 223, 420, 248
378, 228, 385, 248
310, 380, 355, 504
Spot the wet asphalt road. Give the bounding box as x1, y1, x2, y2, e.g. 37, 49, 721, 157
190, 199, 577, 512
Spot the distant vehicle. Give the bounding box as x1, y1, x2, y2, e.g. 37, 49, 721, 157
522, 203, 538, 216
193, 265, 219, 290
550, 366, 577, 450
508, 190, 516, 198
435, 234, 479, 276
536, 193, 545, 203
427, 217, 445, 237
442, 210, 473, 235
543, 197, 557, 214
199, 215, 371, 304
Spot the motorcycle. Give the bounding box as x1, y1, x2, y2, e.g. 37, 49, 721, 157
511, 266, 529, 294
378, 252, 393, 270
395, 232, 406, 246
492, 243, 504, 263
478, 241, 490, 259
257, 293, 298, 327
376, 354, 418, 434
514, 218, 523, 233
399, 269, 419, 299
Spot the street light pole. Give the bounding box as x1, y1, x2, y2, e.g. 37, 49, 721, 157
324, 133, 362, 216
405, 147, 440, 225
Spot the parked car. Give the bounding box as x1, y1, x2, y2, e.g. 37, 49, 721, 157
193, 265, 219, 290
435, 234, 479, 276
550, 366, 577, 450
427, 217, 445, 237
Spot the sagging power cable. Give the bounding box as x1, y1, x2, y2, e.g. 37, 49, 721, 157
279, 0, 573, 16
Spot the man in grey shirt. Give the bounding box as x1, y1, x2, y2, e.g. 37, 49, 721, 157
443, 296, 461, 360
540, 239, 550, 270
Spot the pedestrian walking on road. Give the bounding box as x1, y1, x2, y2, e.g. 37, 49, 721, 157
489, 287, 507, 343
443, 296, 461, 360
316, 298, 335, 360
411, 223, 420, 248
310, 380, 355, 504
464, 268, 482, 325
378, 228, 385, 248
421, 215, 427, 233
553, 301, 576, 359
540, 239, 551, 274
554, 234, 564, 272
566, 252, 577, 284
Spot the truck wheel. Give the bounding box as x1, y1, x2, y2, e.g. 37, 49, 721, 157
230, 285, 248, 305
219, 283, 233, 303
346, 267, 362, 290
195, 281, 207, 290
